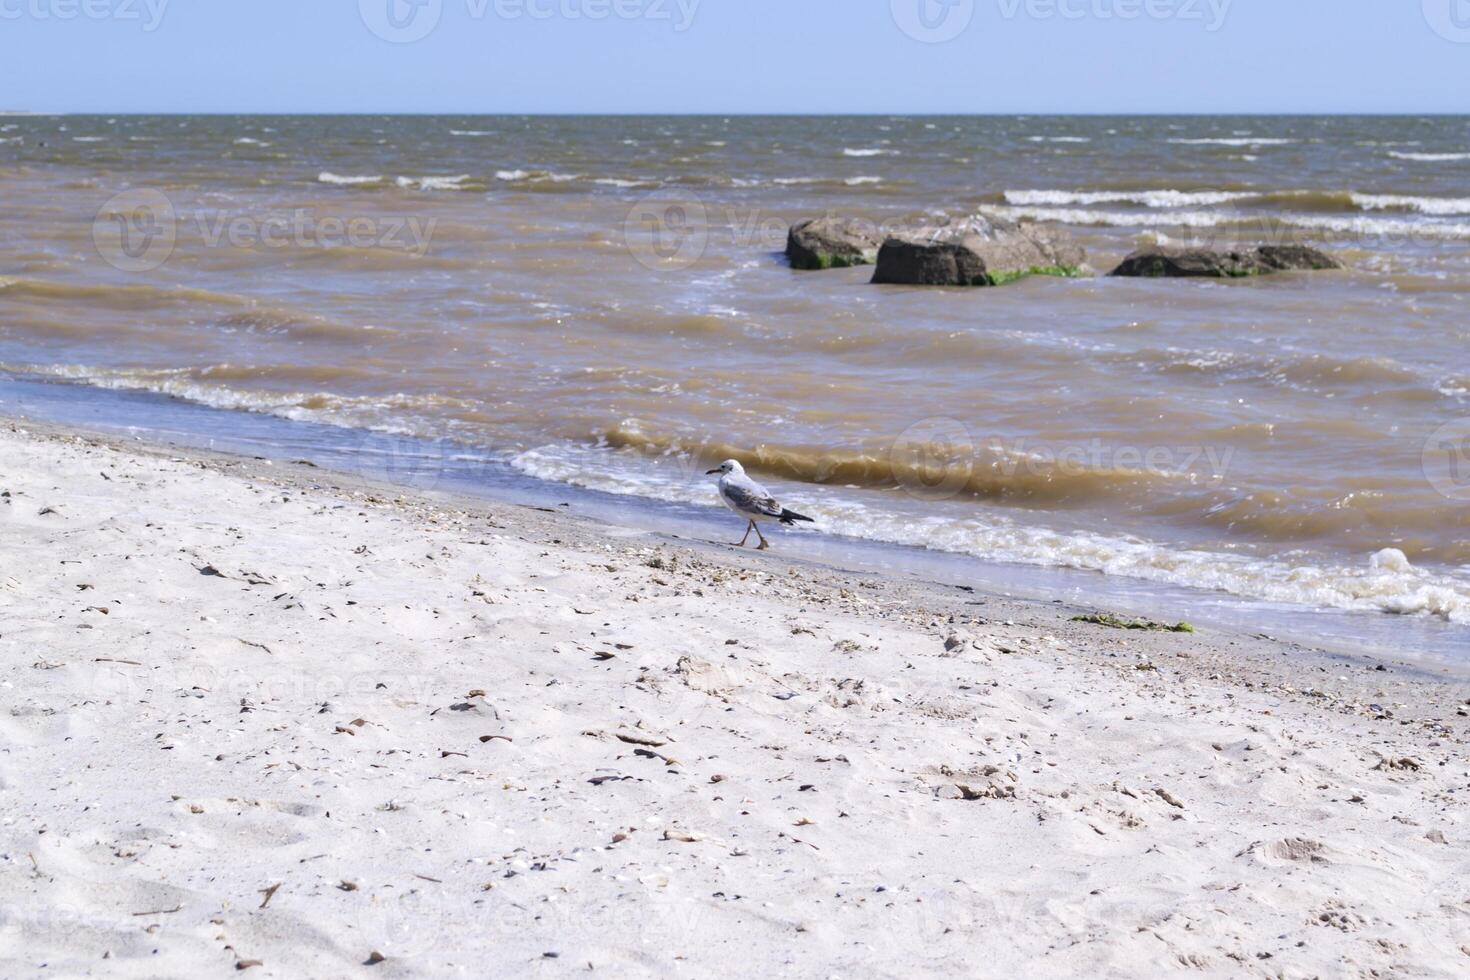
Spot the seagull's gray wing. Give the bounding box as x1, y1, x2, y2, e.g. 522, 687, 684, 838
723, 476, 783, 518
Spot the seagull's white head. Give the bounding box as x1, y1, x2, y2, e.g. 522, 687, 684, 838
706, 459, 744, 477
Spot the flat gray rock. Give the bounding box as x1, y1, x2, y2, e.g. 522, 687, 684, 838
785, 215, 885, 270
1110, 244, 1343, 278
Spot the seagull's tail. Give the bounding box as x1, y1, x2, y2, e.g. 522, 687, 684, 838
778, 509, 815, 526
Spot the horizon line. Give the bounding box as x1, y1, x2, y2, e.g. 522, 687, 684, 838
7, 110, 1470, 118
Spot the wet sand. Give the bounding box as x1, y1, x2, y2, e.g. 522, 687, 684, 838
1, 416, 1468, 977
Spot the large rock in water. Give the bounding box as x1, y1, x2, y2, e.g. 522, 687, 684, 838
870, 220, 1086, 287
786, 216, 884, 270
1110, 244, 1343, 278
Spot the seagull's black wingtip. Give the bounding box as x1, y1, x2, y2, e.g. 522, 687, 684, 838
778, 509, 815, 526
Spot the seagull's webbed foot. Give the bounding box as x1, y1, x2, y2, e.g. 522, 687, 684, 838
732, 521, 754, 548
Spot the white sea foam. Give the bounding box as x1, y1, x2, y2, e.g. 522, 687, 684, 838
1005, 188, 1470, 217
845, 176, 884, 186
1004, 189, 1256, 208
508, 443, 1470, 625
843, 147, 897, 157
1026, 136, 1092, 143
450, 130, 493, 137
1350, 193, 1470, 216
5, 362, 470, 440
1389, 151, 1470, 162
495, 170, 583, 183
396, 174, 473, 191
991, 205, 1247, 229
992, 205, 1470, 240
234, 137, 269, 146
1169, 137, 1296, 146
318, 172, 384, 186
593, 177, 658, 189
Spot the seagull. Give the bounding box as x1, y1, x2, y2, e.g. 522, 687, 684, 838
705, 459, 814, 550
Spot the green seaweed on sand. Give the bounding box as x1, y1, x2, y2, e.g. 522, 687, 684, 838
1072, 613, 1196, 633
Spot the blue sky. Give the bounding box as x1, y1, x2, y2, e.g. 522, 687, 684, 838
3, 0, 1468, 113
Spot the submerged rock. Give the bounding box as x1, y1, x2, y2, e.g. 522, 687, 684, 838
785, 215, 884, 270
1110, 244, 1343, 278
871, 220, 1086, 287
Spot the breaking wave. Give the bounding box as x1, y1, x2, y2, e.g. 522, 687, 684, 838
510, 441, 1470, 625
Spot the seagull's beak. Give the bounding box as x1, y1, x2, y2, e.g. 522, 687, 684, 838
705, 469, 721, 475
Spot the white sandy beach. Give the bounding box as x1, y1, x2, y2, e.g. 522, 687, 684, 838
1, 418, 1468, 978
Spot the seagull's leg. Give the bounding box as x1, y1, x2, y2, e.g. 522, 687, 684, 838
755, 524, 771, 551
734, 521, 753, 547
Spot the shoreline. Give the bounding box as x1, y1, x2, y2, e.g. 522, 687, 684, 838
2, 415, 1469, 976
4, 373, 1468, 667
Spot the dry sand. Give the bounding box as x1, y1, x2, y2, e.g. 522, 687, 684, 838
1, 418, 1468, 978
